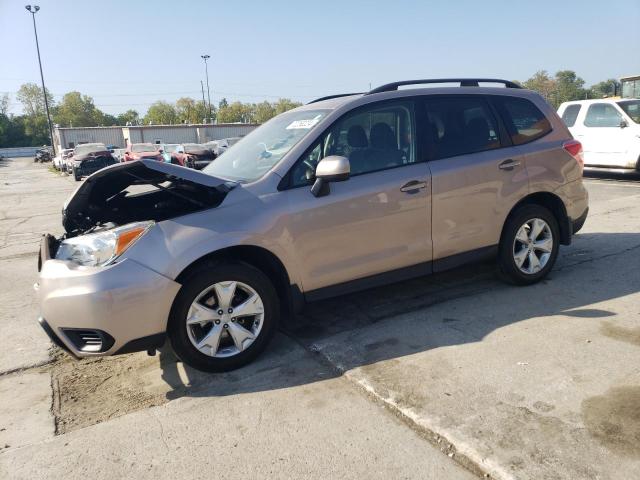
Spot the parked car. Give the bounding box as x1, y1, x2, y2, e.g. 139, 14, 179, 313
558, 98, 640, 170
203, 137, 241, 156
172, 143, 216, 169
34, 147, 52, 163
69, 143, 117, 181
159, 144, 180, 163
52, 152, 63, 170
53, 148, 73, 171
36, 78, 589, 372
122, 143, 163, 162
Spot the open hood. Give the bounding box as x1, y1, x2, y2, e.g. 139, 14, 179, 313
63, 159, 235, 235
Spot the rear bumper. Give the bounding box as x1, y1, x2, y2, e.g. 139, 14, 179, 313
36, 243, 181, 357
554, 179, 589, 242
572, 207, 589, 234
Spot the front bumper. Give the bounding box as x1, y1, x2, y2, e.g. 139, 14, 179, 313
36, 236, 181, 357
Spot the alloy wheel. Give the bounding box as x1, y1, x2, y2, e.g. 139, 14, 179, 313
185, 281, 264, 358
512, 218, 554, 275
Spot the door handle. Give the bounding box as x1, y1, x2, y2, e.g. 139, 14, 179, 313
400, 180, 427, 193
498, 159, 521, 171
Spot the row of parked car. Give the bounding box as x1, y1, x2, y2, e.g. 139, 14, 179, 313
51, 138, 241, 181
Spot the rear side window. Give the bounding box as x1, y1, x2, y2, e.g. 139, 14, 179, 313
561, 104, 581, 127
494, 97, 552, 145
422, 97, 500, 160
584, 103, 623, 127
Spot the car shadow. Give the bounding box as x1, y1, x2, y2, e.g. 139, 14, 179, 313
157, 231, 640, 399
584, 169, 640, 182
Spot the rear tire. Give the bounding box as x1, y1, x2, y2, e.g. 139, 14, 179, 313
168, 261, 279, 372
498, 205, 560, 285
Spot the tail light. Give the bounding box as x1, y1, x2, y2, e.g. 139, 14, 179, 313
563, 139, 584, 171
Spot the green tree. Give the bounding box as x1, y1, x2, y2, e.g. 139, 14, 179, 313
0, 114, 27, 147
53, 91, 102, 127
16, 83, 54, 144
16, 83, 54, 117
523, 71, 556, 104
116, 109, 140, 126
0, 94, 9, 116
176, 97, 208, 124
99, 113, 118, 126
217, 101, 254, 123
273, 98, 302, 115
590, 79, 621, 98
253, 101, 276, 123
554, 70, 587, 106
218, 98, 229, 110
144, 101, 178, 125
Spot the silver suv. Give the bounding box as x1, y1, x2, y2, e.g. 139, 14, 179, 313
36, 79, 589, 372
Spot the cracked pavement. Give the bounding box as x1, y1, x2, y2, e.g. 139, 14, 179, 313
1, 157, 639, 479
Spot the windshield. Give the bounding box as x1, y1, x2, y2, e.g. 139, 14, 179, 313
132, 143, 156, 152
74, 143, 106, 155
163, 144, 178, 153
202, 109, 328, 182
617, 100, 640, 124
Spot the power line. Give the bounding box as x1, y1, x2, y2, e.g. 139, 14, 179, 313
0, 89, 313, 100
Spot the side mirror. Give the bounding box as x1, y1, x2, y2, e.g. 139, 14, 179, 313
125, 151, 130, 155
620, 119, 629, 128
109, 149, 115, 153
311, 155, 350, 197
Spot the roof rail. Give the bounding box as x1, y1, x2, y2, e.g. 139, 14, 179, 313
367, 78, 521, 95
307, 93, 363, 104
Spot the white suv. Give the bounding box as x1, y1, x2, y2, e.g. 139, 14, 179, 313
558, 99, 640, 170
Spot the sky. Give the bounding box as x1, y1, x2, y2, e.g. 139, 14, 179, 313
1, 0, 639, 116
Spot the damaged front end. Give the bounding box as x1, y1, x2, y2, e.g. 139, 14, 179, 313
47, 160, 235, 260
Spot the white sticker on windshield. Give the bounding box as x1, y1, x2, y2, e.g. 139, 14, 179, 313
286, 114, 322, 130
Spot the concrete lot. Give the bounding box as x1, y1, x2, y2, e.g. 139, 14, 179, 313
0, 156, 639, 479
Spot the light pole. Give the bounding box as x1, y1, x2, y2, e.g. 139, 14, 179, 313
25, 5, 56, 155
201, 54, 212, 123
200, 80, 207, 124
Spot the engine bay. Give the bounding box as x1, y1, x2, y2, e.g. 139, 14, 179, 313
60, 160, 234, 238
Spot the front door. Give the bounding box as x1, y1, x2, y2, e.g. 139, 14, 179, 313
282, 100, 432, 295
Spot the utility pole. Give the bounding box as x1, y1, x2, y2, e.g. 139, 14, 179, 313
200, 80, 207, 124
25, 5, 55, 155
201, 55, 212, 123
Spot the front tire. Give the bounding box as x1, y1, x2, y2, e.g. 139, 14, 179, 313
168, 261, 279, 372
73, 168, 81, 181
498, 205, 560, 285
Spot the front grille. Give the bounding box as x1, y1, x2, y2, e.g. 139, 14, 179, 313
62, 328, 115, 353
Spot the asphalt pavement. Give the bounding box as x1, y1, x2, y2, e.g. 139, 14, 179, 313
1, 156, 639, 479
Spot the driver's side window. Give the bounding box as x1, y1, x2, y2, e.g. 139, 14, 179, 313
289, 139, 325, 187
288, 100, 415, 188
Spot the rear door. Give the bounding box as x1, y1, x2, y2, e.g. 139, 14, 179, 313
423, 95, 529, 266
578, 102, 628, 167
559, 103, 582, 137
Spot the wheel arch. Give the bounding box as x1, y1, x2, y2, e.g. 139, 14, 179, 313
175, 245, 302, 325
503, 192, 571, 245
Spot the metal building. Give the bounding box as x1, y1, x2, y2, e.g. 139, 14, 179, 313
54, 123, 259, 149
